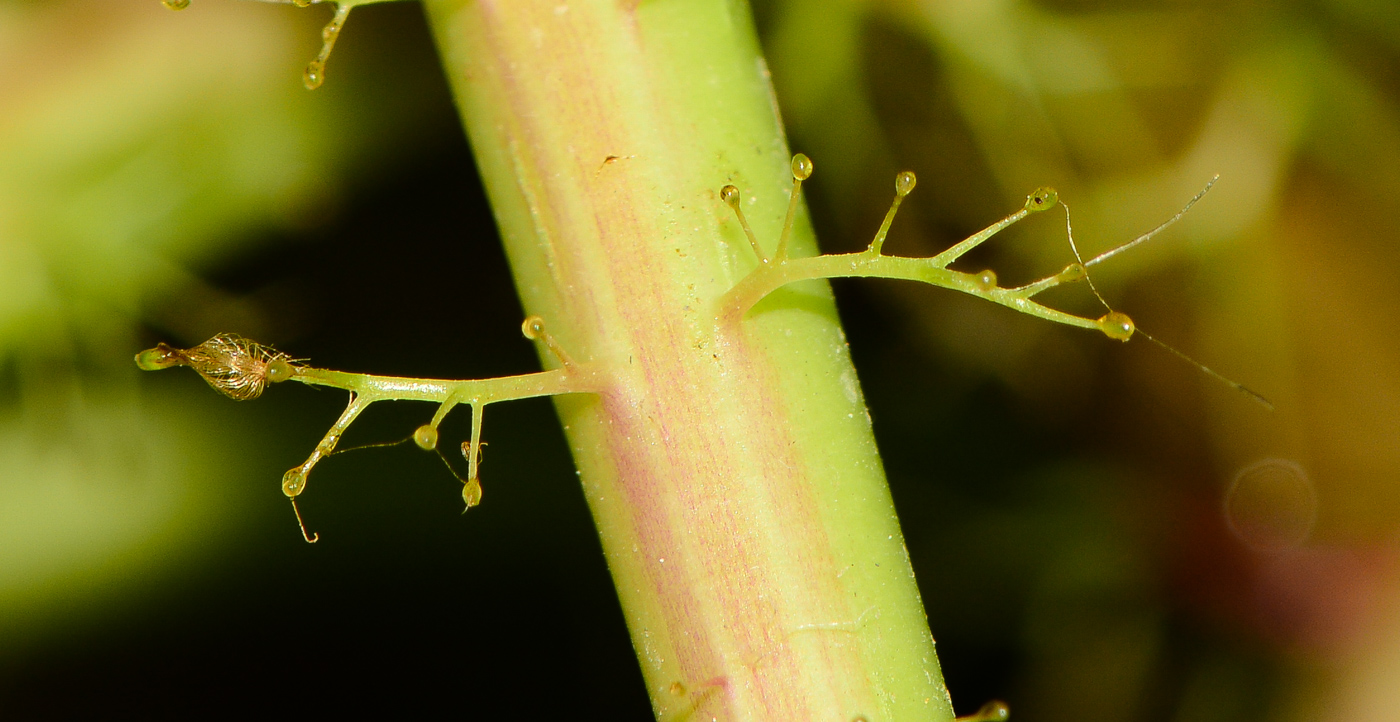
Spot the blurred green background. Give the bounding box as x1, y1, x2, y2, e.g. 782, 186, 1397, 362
2, 0, 1397, 718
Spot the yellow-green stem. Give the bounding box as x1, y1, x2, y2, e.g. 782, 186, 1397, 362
424, 0, 952, 719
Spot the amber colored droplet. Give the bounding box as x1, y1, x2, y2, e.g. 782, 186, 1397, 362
974, 700, 1010, 721
1025, 187, 1058, 212
293, 0, 311, 7
413, 425, 439, 451
720, 184, 740, 206
267, 359, 294, 383
1059, 262, 1086, 282
895, 171, 917, 197
162, 0, 190, 9
521, 315, 545, 340
282, 469, 306, 497
303, 60, 324, 90
1098, 311, 1135, 341
791, 153, 813, 180
134, 345, 181, 371
462, 479, 483, 508
668, 682, 686, 697
975, 269, 998, 291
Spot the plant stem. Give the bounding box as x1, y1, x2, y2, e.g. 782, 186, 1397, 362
423, 1, 952, 718
721, 250, 1104, 333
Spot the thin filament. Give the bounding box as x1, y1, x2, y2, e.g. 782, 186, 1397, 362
929, 208, 1028, 268
1138, 329, 1276, 411
527, 318, 575, 368
433, 445, 471, 483
731, 202, 767, 264
867, 194, 907, 256
1063, 201, 1112, 311
773, 176, 805, 262
467, 403, 484, 481
1086, 176, 1219, 268
290, 497, 319, 544
327, 437, 412, 456
1063, 200, 1274, 411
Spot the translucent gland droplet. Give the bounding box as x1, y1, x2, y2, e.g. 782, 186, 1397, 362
1225, 459, 1316, 553
895, 171, 917, 197
668, 682, 686, 697
293, 0, 312, 7
1098, 311, 1134, 341
267, 358, 294, 383
720, 184, 740, 206
303, 60, 324, 90
462, 479, 483, 508
975, 269, 998, 292
413, 424, 439, 451
791, 153, 813, 180
282, 468, 307, 497
521, 315, 545, 340
135, 345, 182, 371
1059, 262, 1086, 283
1025, 187, 1058, 212
162, 0, 190, 9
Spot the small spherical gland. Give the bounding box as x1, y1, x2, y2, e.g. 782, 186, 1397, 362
282, 469, 306, 497
975, 269, 998, 292
462, 479, 483, 508
974, 700, 1010, 721
791, 153, 813, 180
1099, 311, 1135, 341
521, 315, 545, 340
719, 184, 740, 206
895, 171, 917, 197
134, 346, 179, 371
1060, 263, 1086, 282
413, 424, 439, 451
1025, 187, 1058, 212
266, 359, 293, 383
303, 61, 324, 90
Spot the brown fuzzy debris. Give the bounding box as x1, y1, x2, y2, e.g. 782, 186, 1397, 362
144, 334, 293, 400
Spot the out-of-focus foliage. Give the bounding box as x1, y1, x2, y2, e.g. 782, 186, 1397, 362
759, 0, 1400, 719
0, 0, 437, 649
1, 4, 642, 717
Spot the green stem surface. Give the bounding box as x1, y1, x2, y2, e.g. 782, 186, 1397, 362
423, 1, 952, 718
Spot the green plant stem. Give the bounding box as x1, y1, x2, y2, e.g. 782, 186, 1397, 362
422, 1, 952, 719
291, 365, 593, 405
274, 362, 603, 501
722, 250, 1102, 332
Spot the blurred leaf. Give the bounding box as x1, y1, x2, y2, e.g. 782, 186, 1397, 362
761, 0, 1400, 718
0, 0, 441, 648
